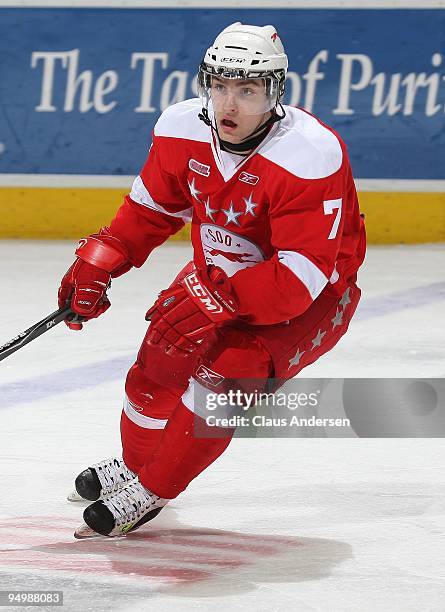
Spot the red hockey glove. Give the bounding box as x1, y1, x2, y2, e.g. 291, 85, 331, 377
58, 227, 131, 330
145, 266, 238, 354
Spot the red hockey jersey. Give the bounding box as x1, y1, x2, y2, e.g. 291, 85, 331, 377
110, 98, 366, 325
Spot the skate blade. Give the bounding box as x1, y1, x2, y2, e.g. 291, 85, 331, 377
67, 490, 85, 502
74, 523, 127, 539
74, 523, 103, 539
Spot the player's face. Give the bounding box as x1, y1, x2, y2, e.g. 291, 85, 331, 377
211, 77, 271, 144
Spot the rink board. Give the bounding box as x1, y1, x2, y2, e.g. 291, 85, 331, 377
0, 3, 444, 242
1, 186, 444, 244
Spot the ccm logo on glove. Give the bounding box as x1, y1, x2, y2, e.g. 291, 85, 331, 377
145, 266, 238, 355
183, 272, 224, 314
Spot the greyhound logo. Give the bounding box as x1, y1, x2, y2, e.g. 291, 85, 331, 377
208, 248, 255, 264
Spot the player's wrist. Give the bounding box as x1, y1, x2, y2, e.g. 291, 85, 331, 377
75, 227, 131, 275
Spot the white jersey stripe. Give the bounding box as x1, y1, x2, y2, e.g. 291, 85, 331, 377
181, 379, 198, 414
278, 250, 328, 300
181, 378, 214, 419
130, 175, 193, 223
123, 395, 168, 430
330, 267, 340, 284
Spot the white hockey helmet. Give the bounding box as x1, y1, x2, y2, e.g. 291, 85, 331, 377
198, 22, 288, 116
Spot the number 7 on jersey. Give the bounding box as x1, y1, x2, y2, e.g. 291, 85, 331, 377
323, 198, 342, 240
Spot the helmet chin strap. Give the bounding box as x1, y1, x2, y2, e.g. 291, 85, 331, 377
198, 104, 286, 155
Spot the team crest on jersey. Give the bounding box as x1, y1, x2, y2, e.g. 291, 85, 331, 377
239, 171, 259, 185
201, 224, 264, 277
189, 159, 210, 177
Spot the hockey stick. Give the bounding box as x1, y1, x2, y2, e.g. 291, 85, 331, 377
0, 306, 74, 362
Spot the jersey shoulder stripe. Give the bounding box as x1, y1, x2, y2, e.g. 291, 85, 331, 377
154, 98, 209, 143
259, 106, 343, 180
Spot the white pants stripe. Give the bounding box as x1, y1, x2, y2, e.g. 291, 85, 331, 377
123, 395, 168, 429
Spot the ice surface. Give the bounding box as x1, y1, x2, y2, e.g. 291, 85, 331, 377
0, 241, 445, 611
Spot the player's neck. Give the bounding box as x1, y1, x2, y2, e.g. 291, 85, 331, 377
218, 121, 272, 156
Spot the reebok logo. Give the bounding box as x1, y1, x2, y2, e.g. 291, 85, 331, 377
195, 365, 225, 388
239, 172, 259, 185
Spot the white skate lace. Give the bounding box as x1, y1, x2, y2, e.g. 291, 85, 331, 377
103, 481, 163, 527
93, 458, 136, 496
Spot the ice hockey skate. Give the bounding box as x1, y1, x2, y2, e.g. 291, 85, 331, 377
67, 457, 137, 502
74, 480, 168, 538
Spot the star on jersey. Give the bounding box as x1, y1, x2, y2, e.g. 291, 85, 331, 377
222, 202, 242, 227
188, 177, 202, 201
288, 348, 305, 369
243, 192, 258, 217
331, 308, 343, 330
339, 288, 351, 309
204, 196, 217, 222
311, 329, 326, 350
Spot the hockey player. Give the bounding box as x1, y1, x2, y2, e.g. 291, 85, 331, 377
59, 23, 366, 538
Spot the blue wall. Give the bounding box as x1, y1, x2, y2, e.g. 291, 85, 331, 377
0, 8, 444, 178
